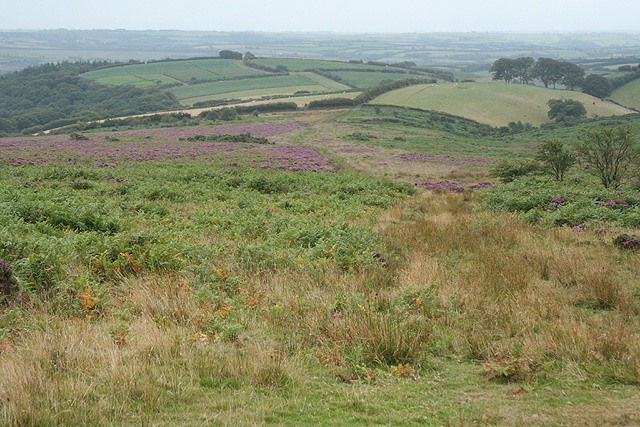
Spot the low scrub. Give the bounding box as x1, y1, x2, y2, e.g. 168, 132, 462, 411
480, 176, 640, 227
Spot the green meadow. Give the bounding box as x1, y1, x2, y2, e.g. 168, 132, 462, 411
80, 58, 416, 107
610, 78, 640, 111
168, 74, 327, 103
371, 82, 634, 126
82, 59, 267, 86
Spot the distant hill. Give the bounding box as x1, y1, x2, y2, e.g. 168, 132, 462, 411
370, 82, 635, 127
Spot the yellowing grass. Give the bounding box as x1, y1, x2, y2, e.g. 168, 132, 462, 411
371, 82, 635, 126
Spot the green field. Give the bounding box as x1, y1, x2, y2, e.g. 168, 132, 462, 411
169, 74, 330, 104
330, 70, 413, 87
610, 78, 640, 110
82, 59, 267, 85
251, 58, 388, 71
300, 72, 352, 91
371, 82, 635, 126
81, 58, 410, 107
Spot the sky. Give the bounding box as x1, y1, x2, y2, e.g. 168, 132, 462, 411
2, 0, 639, 33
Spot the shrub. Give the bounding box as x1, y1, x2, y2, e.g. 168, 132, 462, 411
574, 125, 639, 189
613, 234, 640, 251
547, 99, 586, 122
489, 160, 541, 183
0, 259, 18, 301
535, 139, 576, 181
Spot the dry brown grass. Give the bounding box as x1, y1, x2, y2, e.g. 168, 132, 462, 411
376, 191, 640, 375
1, 190, 639, 425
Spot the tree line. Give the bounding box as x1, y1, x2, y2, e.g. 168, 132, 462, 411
490, 57, 586, 90
0, 61, 180, 135
490, 57, 638, 99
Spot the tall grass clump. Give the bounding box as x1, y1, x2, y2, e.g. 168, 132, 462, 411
377, 191, 640, 381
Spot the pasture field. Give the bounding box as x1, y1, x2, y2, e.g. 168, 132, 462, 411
250, 58, 388, 71
299, 72, 352, 91
329, 70, 414, 87
81, 58, 388, 107
82, 59, 268, 86
370, 82, 635, 126
1, 109, 640, 426
169, 74, 331, 105
610, 78, 640, 111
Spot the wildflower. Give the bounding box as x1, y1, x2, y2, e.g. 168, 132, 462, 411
572, 223, 588, 232
551, 196, 564, 205
0, 258, 18, 299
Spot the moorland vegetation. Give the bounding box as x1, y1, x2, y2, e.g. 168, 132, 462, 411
0, 46, 640, 426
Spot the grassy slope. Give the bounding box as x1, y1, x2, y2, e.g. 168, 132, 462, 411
610, 78, 640, 110
370, 82, 635, 126
2, 110, 640, 426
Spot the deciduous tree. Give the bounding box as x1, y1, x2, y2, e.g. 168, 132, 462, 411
531, 58, 562, 88
582, 74, 612, 98
535, 139, 576, 181
559, 61, 585, 91
547, 98, 586, 122
574, 125, 639, 188
489, 58, 516, 83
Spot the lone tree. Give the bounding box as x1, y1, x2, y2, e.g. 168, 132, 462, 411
535, 139, 576, 181
547, 98, 587, 122
574, 125, 639, 188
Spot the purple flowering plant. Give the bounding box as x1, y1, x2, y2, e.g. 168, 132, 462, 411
0, 258, 18, 298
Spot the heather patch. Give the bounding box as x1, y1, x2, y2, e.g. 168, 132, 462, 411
395, 153, 493, 166
613, 234, 640, 251
417, 179, 492, 192
0, 123, 334, 171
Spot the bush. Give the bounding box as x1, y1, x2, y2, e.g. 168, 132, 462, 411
0, 259, 18, 301
479, 176, 640, 227
547, 99, 586, 122
613, 234, 640, 251
489, 160, 541, 183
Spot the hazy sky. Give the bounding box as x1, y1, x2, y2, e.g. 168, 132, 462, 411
3, 0, 639, 33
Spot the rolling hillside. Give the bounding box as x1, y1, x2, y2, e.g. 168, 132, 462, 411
370, 82, 635, 126
81, 57, 442, 107
610, 78, 640, 111
82, 59, 267, 87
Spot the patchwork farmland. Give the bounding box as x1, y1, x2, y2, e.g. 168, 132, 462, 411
81, 57, 443, 108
